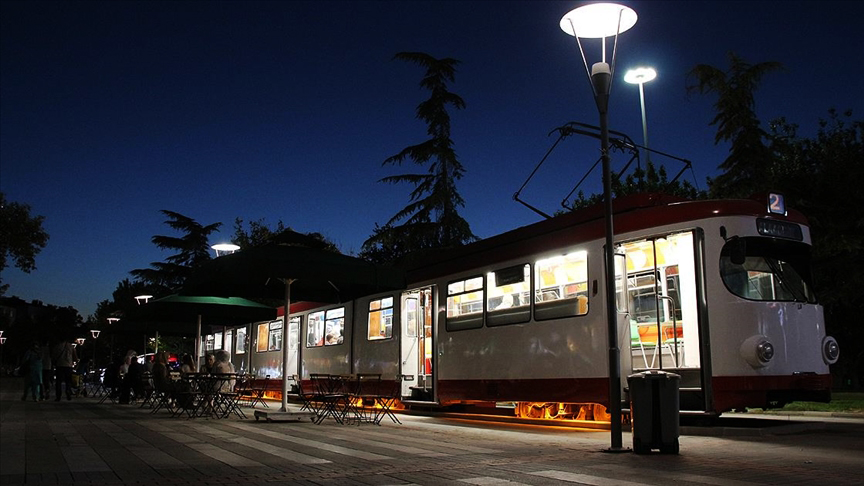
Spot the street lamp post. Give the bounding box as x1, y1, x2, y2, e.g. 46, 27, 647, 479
107, 317, 119, 363
560, 2, 637, 452
624, 67, 657, 166
90, 329, 101, 370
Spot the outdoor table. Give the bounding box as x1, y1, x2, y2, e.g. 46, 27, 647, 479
172, 373, 212, 418
310, 374, 351, 424
171, 373, 244, 419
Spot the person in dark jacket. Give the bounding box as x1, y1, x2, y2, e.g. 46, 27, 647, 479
119, 350, 144, 404
52, 338, 78, 401
21, 342, 44, 402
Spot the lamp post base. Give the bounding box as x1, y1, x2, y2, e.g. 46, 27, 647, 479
602, 446, 632, 454
254, 409, 315, 423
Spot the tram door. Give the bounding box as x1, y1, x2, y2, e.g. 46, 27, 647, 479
286, 316, 300, 378
622, 231, 701, 372
400, 287, 434, 400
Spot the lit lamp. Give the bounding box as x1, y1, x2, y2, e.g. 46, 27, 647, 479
560, 2, 637, 452
107, 317, 120, 325
134, 294, 153, 305
624, 67, 657, 165
75, 337, 85, 347
211, 243, 240, 257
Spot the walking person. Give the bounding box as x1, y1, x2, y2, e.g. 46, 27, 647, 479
20, 342, 44, 402
40, 340, 53, 400
52, 337, 78, 401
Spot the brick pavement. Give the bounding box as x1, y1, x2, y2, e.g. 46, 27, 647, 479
2, 375, 863, 486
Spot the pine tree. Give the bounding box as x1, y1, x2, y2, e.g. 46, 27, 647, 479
361, 52, 476, 263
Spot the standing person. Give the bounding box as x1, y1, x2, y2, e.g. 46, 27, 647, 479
20, 342, 43, 402
119, 350, 143, 404
52, 338, 78, 401
40, 340, 53, 401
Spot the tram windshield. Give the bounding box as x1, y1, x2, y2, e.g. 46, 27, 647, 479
719, 237, 817, 303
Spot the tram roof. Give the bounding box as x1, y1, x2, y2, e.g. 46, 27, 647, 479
403, 192, 810, 282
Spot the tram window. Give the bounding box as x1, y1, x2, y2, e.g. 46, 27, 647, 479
325, 307, 345, 345
534, 251, 589, 320
720, 237, 817, 303
307, 311, 325, 347
225, 330, 233, 355
236, 328, 247, 354
487, 264, 531, 327
368, 296, 394, 340
288, 316, 300, 351
267, 321, 283, 351
214, 332, 223, 350
256, 323, 268, 352
446, 276, 484, 331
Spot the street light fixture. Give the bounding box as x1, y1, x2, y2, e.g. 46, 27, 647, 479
560, 2, 637, 452
107, 317, 120, 325
624, 67, 657, 166
211, 243, 240, 257
134, 294, 153, 305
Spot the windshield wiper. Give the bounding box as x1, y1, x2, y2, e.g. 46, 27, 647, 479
765, 258, 808, 303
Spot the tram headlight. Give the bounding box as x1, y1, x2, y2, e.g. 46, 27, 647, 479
756, 341, 775, 363
740, 335, 774, 368
822, 336, 840, 365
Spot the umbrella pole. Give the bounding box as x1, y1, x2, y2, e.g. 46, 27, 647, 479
196, 315, 202, 369
281, 279, 294, 412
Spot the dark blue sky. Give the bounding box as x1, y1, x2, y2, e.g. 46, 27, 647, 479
2, 1, 862, 318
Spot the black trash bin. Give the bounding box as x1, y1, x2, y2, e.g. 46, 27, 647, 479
627, 370, 680, 454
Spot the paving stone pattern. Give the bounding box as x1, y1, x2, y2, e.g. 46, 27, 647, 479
2, 377, 863, 486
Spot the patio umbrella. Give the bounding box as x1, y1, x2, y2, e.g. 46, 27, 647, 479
182, 242, 405, 413
124, 294, 277, 359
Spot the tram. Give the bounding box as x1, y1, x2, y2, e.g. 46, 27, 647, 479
204, 193, 838, 418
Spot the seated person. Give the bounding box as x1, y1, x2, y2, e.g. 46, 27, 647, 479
211, 350, 235, 392
151, 351, 174, 393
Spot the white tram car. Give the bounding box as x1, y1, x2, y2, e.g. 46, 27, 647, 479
207, 193, 838, 418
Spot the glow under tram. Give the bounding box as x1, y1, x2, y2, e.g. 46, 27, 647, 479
201, 193, 838, 421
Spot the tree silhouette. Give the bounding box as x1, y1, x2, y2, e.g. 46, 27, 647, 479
130, 210, 222, 294
687, 52, 782, 197
361, 52, 476, 263
0, 192, 49, 295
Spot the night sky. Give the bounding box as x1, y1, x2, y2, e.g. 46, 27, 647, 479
2, 1, 862, 319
